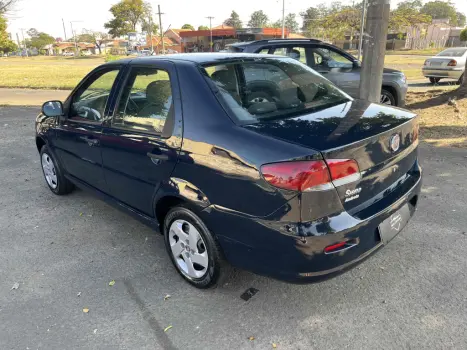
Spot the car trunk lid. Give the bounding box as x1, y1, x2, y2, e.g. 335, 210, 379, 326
243, 99, 419, 214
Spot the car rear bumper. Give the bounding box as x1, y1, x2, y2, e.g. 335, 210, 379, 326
203, 160, 422, 283
422, 67, 464, 79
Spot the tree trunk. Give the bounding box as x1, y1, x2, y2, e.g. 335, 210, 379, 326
96, 42, 101, 55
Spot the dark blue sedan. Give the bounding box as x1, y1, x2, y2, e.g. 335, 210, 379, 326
36, 53, 422, 288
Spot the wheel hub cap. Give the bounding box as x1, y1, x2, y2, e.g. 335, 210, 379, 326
169, 220, 208, 279
380, 94, 392, 105
41, 153, 58, 189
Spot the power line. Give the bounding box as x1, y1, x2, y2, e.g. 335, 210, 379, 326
206, 16, 214, 52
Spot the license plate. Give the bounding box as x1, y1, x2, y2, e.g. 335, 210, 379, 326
378, 204, 411, 244
430, 62, 441, 66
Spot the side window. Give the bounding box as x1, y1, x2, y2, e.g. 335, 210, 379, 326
272, 47, 307, 64
313, 48, 353, 69
70, 69, 119, 122
112, 67, 173, 134
258, 48, 270, 54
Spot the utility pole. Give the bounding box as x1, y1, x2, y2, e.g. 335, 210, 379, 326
19, 28, 28, 57
157, 5, 165, 54
148, 14, 154, 54
358, 0, 390, 103
70, 21, 82, 58
15, 33, 21, 49
281, 0, 285, 39
62, 18, 67, 40
206, 16, 214, 52
357, 0, 368, 60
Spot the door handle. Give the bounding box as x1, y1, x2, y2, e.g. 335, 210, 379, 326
80, 136, 99, 146
147, 152, 169, 161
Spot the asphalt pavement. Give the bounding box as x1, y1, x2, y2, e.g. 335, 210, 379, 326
1, 106, 467, 350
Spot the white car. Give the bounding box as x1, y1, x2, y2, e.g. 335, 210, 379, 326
62, 52, 75, 57
422, 47, 466, 84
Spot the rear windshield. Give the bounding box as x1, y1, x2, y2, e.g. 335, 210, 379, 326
202, 57, 350, 124
436, 48, 467, 57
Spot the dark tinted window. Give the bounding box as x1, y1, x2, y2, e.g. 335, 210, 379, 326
70, 69, 119, 122
112, 67, 173, 134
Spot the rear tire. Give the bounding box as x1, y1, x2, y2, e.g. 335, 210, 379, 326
40, 145, 74, 195
163, 206, 225, 288
380, 89, 396, 106
429, 77, 441, 84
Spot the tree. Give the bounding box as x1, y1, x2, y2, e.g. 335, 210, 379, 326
421, 1, 458, 25
0, 0, 18, 14
198, 25, 209, 30
300, 7, 321, 31
78, 31, 110, 54
25, 31, 55, 51
285, 13, 299, 33
456, 12, 466, 27
0, 15, 16, 53
181, 24, 195, 30
389, 6, 431, 32
224, 10, 242, 28
104, 0, 151, 37
396, 0, 422, 11
460, 28, 467, 42
248, 10, 268, 28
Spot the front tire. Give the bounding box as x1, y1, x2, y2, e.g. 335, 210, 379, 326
163, 206, 223, 288
40, 145, 74, 195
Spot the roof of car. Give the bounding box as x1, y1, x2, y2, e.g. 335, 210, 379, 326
105, 53, 288, 66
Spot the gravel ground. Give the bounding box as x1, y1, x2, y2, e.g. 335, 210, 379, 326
1, 107, 467, 350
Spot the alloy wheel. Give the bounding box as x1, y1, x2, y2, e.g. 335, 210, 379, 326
380, 94, 392, 105
168, 219, 209, 279
41, 153, 58, 189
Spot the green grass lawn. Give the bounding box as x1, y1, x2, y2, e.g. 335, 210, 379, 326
0, 56, 104, 89
0, 53, 429, 90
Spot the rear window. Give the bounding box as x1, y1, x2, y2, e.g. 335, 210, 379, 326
202, 57, 350, 124
436, 48, 467, 57
227, 45, 244, 53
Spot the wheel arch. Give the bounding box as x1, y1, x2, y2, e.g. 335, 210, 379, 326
154, 177, 211, 231
35, 136, 47, 153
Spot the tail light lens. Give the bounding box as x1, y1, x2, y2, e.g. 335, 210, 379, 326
261, 159, 360, 192
447, 60, 457, 67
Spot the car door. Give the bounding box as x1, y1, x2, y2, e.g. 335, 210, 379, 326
309, 46, 360, 97
54, 67, 122, 191
100, 62, 181, 216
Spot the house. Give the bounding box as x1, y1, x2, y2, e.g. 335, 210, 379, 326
54, 42, 96, 55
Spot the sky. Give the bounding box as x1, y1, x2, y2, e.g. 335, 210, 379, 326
5, 0, 467, 39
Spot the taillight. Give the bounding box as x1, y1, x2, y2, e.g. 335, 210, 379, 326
261, 161, 331, 192
261, 159, 360, 192
447, 60, 457, 67
424, 60, 429, 66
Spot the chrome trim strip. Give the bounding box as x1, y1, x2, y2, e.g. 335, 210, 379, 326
332, 172, 362, 187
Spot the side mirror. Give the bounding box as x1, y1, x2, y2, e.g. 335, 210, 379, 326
353, 60, 361, 68
42, 100, 63, 118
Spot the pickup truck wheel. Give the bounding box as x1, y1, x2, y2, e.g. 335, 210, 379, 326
429, 77, 441, 84
380, 89, 396, 105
